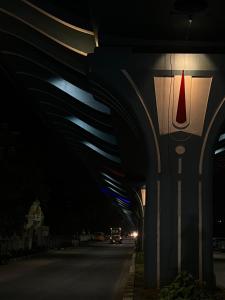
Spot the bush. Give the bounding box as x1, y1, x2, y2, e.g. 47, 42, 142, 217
160, 271, 213, 300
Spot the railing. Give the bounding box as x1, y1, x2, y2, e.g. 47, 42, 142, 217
0, 235, 79, 263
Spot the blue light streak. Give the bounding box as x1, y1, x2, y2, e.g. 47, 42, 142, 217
101, 187, 130, 204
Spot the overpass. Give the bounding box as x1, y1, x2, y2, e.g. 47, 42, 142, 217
0, 0, 224, 288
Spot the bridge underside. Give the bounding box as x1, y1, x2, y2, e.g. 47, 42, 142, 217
1, 0, 225, 288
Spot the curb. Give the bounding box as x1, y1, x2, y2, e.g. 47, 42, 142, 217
123, 252, 136, 300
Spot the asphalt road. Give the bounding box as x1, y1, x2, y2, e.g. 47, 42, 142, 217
0, 240, 134, 300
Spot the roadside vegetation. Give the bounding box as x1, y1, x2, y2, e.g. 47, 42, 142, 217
134, 252, 225, 300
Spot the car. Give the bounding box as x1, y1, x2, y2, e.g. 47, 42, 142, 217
110, 227, 122, 244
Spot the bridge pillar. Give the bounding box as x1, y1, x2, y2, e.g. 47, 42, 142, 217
144, 136, 214, 287
120, 54, 225, 288
139, 54, 225, 288
90, 51, 225, 288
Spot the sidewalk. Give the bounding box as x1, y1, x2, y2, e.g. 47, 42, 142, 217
123, 252, 136, 300
214, 251, 225, 289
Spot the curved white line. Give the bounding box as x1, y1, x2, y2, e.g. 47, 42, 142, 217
91, 82, 138, 135
198, 180, 203, 282
199, 97, 225, 174
0, 8, 89, 56
94, 29, 99, 47
133, 189, 144, 219
122, 70, 161, 173
198, 98, 225, 281
0, 32, 86, 75
178, 180, 182, 273
157, 180, 161, 288
21, 0, 94, 35
198, 97, 225, 283
3, 50, 58, 75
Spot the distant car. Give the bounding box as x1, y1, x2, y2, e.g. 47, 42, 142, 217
110, 227, 122, 244
94, 232, 105, 241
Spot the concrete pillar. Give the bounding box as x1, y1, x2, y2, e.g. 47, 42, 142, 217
90, 50, 225, 289
144, 135, 214, 287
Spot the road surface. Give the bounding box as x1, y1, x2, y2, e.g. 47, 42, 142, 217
0, 240, 134, 300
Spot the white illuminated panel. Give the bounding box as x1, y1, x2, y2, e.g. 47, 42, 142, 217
49, 77, 110, 114
106, 186, 127, 197
82, 141, 121, 163
219, 133, 225, 142
141, 186, 146, 207
101, 173, 122, 185
215, 147, 225, 155
154, 76, 212, 136
116, 198, 128, 208
67, 116, 117, 145
104, 179, 126, 192
153, 54, 215, 71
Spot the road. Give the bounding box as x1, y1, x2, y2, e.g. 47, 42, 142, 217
0, 240, 134, 300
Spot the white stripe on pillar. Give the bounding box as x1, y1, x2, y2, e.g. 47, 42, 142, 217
198, 180, 203, 282
121, 70, 161, 173
199, 96, 225, 175
178, 158, 182, 174
178, 180, 182, 273
157, 180, 161, 288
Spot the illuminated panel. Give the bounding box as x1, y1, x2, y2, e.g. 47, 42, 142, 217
49, 78, 110, 114
0, 0, 95, 55
215, 147, 225, 155
112, 201, 130, 211
82, 141, 121, 163
103, 179, 126, 193
22, 0, 94, 35
67, 116, 117, 145
106, 186, 127, 198
141, 186, 146, 207
219, 133, 225, 142
101, 172, 122, 185
154, 75, 212, 136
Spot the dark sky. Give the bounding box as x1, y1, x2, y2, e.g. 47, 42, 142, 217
0, 64, 126, 236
